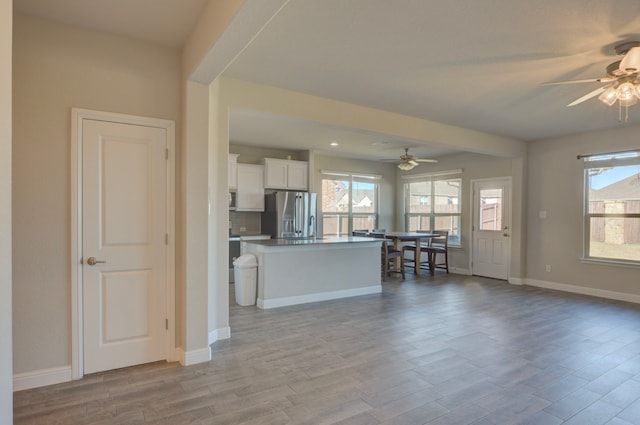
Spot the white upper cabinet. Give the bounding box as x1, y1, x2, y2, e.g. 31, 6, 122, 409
228, 153, 238, 189
264, 158, 308, 190
236, 164, 264, 211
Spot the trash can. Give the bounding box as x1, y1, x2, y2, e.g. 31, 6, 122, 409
233, 254, 258, 306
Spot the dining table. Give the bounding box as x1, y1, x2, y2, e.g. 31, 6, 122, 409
382, 231, 438, 276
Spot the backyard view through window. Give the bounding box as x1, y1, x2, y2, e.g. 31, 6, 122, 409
321, 172, 379, 236
405, 172, 461, 245
584, 151, 640, 264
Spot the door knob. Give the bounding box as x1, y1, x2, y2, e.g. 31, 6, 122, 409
86, 256, 106, 266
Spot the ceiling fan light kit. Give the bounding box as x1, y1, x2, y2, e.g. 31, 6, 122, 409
397, 161, 417, 171
395, 148, 437, 171
545, 41, 640, 121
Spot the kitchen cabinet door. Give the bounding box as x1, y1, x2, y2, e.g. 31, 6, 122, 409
236, 164, 264, 211
263, 158, 308, 190
286, 161, 308, 190
228, 153, 238, 189
263, 158, 288, 189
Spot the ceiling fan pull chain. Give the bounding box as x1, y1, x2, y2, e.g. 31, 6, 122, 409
619, 102, 622, 122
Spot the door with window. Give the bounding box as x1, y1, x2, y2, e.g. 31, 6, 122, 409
472, 179, 510, 280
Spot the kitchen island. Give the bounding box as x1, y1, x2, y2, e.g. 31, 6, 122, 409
242, 236, 382, 309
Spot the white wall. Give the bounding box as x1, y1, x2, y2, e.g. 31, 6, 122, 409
527, 125, 640, 299
230, 144, 306, 164
1, 0, 13, 420
181, 81, 212, 359
12, 14, 181, 375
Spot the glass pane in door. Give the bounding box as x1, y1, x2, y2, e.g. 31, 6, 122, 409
479, 188, 502, 231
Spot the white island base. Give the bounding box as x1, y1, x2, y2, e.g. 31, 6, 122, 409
242, 237, 382, 309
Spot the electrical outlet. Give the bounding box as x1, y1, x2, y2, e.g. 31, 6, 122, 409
545, 264, 551, 272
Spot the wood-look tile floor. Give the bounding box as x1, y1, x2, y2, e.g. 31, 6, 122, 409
14, 273, 640, 424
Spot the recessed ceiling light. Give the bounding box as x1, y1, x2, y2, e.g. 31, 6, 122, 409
330, 141, 339, 147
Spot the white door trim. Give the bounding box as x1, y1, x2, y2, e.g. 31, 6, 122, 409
470, 177, 512, 280
71, 108, 176, 380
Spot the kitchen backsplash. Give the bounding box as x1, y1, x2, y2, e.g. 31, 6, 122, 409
229, 211, 261, 235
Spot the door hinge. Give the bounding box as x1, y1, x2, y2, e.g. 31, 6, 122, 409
165, 148, 169, 160
165, 233, 168, 245
165, 318, 168, 330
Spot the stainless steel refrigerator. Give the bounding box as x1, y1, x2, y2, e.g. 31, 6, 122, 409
262, 192, 317, 239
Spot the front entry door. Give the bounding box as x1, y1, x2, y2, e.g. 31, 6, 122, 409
472, 179, 510, 280
82, 119, 168, 374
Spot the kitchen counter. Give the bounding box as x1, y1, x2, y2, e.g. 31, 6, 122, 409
242, 236, 382, 309
243, 235, 376, 246
229, 234, 271, 241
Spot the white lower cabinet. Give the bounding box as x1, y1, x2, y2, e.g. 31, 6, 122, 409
236, 164, 264, 211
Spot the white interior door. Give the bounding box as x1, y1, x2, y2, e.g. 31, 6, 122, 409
472, 179, 510, 280
82, 119, 168, 374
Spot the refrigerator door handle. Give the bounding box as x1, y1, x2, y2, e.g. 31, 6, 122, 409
295, 194, 303, 235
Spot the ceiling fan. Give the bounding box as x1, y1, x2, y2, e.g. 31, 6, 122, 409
393, 148, 438, 171
543, 41, 640, 120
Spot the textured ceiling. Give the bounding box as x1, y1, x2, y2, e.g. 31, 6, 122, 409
14, 0, 640, 161
224, 0, 640, 145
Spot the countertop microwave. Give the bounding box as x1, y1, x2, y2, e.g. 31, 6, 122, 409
228, 190, 237, 210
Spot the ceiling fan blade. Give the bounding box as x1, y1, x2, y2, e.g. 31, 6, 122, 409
415, 158, 438, 163
619, 46, 640, 73
566, 86, 608, 107
542, 77, 615, 86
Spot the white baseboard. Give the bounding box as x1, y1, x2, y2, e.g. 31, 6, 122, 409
209, 326, 231, 345
509, 277, 525, 285
526, 278, 640, 304
177, 346, 211, 366
257, 285, 382, 309
450, 267, 471, 275
14, 366, 72, 392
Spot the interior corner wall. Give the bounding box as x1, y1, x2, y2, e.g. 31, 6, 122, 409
1, 0, 13, 419
526, 125, 640, 297
12, 14, 181, 376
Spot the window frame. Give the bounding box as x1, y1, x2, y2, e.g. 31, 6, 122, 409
320, 171, 380, 237
403, 170, 462, 247
582, 151, 640, 266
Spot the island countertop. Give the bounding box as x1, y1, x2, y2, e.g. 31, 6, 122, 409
243, 236, 379, 247
241, 236, 382, 309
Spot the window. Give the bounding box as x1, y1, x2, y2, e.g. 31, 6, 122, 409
404, 171, 462, 246
321, 172, 379, 236
583, 151, 640, 264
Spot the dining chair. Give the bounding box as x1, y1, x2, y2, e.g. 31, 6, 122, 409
374, 232, 405, 280
352, 229, 369, 236
401, 230, 433, 274
423, 230, 449, 274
